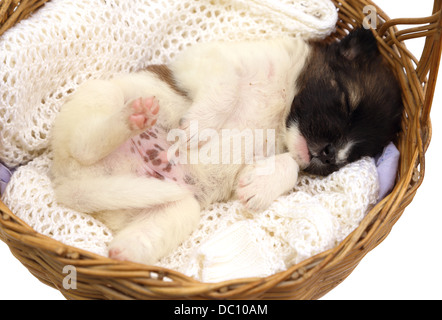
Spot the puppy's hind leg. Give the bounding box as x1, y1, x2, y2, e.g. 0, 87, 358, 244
54, 77, 161, 165
69, 93, 159, 165
108, 195, 200, 265
54, 175, 191, 213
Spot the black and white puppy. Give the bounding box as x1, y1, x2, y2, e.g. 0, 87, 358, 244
288, 28, 403, 176
50, 28, 403, 264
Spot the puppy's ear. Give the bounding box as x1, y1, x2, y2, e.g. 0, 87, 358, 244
339, 28, 379, 61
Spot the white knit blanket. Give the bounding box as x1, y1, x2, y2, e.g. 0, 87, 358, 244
0, 0, 384, 282
3, 152, 379, 282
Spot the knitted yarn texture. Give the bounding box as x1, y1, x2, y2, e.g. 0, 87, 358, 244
0, 0, 382, 282
157, 157, 379, 282
2, 153, 379, 281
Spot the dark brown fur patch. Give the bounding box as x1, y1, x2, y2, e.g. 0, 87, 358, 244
183, 175, 196, 185
146, 149, 159, 160
163, 162, 172, 172
146, 64, 189, 98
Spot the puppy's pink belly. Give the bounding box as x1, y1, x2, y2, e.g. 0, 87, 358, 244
105, 127, 188, 187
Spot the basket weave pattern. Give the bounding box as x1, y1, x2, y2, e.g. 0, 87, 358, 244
1, 0, 441, 299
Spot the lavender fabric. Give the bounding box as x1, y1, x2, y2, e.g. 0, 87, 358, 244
0, 162, 14, 196
375, 142, 400, 200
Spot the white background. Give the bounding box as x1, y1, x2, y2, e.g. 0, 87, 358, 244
0, 0, 441, 300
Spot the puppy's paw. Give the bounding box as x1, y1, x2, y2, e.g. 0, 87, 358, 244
237, 155, 299, 212
108, 230, 156, 265
237, 165, 277, 212
127, 96, 159, 131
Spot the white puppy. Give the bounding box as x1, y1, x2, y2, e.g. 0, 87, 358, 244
50, 38, 312, 264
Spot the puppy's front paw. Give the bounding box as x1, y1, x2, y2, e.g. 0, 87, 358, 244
237, 156, 299, 212
108, 230, 156, 265
127, 96, 159, 131
237, 165, 277, 212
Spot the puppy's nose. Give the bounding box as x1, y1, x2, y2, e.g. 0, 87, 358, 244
318, 144, 335, 164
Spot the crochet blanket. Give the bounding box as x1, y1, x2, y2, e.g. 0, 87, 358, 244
3, 152, 380, 282
0, 0, 397, 282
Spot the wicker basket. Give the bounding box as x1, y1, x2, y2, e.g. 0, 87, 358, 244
0, 0, 441, 300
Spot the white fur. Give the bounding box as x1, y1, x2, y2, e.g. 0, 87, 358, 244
50, 38, 311, 264
337, 141, 355, 164
237, 153, 300, 211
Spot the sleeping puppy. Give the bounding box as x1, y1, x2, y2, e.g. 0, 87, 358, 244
50, 28, 403, 264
